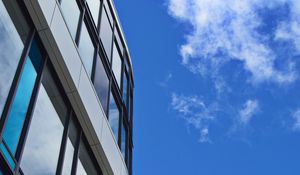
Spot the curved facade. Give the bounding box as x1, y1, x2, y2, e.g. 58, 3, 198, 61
0, 0, 134, 174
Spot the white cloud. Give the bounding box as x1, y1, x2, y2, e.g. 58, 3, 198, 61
291, 109, 300, 130
171, 93, 217, 142
168, 0, 297, 84
239, 100, 259, 125
158, 73, 173, 87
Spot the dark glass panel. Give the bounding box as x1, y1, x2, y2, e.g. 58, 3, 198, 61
94, 55, 109, 114
78, 22, 95, 77
60, 0, 80, 39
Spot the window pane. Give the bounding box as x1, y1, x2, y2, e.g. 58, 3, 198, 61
60, 0, 80, 39
0, 0, 30, 118
100, 9, 113, 60
78, 22, 94, 77
21, 63, 67, 174
86, 0, 100, 26
77, 139, 98, 175
1, 39, 43, 167
122, 71, 128, 108
112, 43, 122, 87
94, 56, 109, 114
108, 93, 120, 141
121, 123, 127, 159
20, 85, 64, 174
62, 118, 78, 175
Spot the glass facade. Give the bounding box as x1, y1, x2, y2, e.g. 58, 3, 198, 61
112, 43, 122, 87
60, 0, 80, 39
94, 54, 109, 114
78, 22, 95, 76
99, 7, 113, 60
0, 0, 30, 118
108, 92, 120, 141
0, 0, 134, 174
86, 0, 100, 26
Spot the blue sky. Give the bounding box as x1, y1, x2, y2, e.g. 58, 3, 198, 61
115, 0, 300, 174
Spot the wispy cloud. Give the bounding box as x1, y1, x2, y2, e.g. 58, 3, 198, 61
171, 93, 217, 143
168, 0, 298, 84
158, 73, 173, 88
239, 99, 259, 125
291, 109, 300, 131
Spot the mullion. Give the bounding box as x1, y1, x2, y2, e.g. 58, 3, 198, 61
71, 128, 82, 175
56, 109, 72, 175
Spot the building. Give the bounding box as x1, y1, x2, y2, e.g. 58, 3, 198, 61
0, 0, 134, 174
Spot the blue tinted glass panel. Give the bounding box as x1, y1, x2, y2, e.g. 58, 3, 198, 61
78, 22, 94, 77
0, 144, 15, 168
94, 56, 109, 114
109, 93, 120, 140
60, 0, 80, 39
2, 58, 37, 155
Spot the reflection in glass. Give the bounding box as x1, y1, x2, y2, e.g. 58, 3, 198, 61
62, 118, 78, 175
0, 0, 29, 117
112, 43, 122, 87
78, 22, 95, 77
108, 93, 120, 140
62, 139, 75, 175
2, 58, 36, 154
20, 85, 64, 174
122, 71, 128, 108
100, 9, 113, 60
1, 38, 43, 166
60, 0, 80, 39
86, 0, 100, 25
77, 139, 98, 175
121, 123, 127, 159
76, 160, 87, 175
94, 56, 109, 114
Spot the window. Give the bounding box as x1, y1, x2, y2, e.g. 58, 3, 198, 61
94, 55, 109, 114
0, 0, 30, 118
86, 0, 100, 26
61, 118, 78, 175
121, 122, 127, 160
112, 43, 122, 87
60, 0, 81, 39
78, 22, 95, 77
99, 8, 113, 60
108, 92, 120, 141
122, 70, 128, 108
76, 139, 99, 175
20, 69, 66, 174
0, 38, 44, 168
